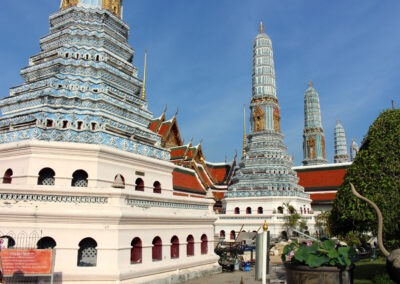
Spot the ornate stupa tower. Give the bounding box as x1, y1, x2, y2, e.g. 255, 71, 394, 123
350, 138, 359, 161
222, 23, 312, 237
0, 0, 169, 161
334, 120, 349, 163
302, 82, 327, 165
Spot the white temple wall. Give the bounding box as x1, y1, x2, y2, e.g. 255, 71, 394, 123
0, 141, 219, 283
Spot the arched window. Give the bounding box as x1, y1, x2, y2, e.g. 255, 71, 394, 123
112, 174, 125, 188
170, 236, 179, 259
201, 234, 208, 255
277, 206, 283, 214
152, 236, 162, 261
307, 208, 310, 214
186, 235, 194, 256
234, 207, 240, 214
37, 237, 56, 249
219, 230, 225, 239
71, 170, 88, 187
135, 178, 144, 191
131, 237, 142, 264
37, 168, 55, 186
246, 207, 252, 214
230, 230, 236, 240
0, 236, 15, 248
77, 238, 97, 267
153, 181, 161, 194
258, 207, 263, 214
3, 169, 13, 184
300, 207, 303, 214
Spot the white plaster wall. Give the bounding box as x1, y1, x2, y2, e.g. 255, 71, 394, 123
0, 141, 219, 283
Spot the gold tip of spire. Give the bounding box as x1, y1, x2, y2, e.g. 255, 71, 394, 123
337, 119, 340, 124
259, 21, 264, 34
309, 80, 313, 87
263, 220, 268, 231
141, 48, 147, 100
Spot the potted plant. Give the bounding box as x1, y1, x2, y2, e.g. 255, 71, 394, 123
281, 239, 357, 284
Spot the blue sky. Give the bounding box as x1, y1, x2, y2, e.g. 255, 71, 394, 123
0, 1, 399, 165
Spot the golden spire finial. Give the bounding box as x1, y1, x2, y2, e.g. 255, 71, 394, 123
337, 119, 340, 124
259, 21, 264, 34
309, 80, 313, 87
263, 220, 268, 231
242, 104, 247, 156
141, 48, 147, 100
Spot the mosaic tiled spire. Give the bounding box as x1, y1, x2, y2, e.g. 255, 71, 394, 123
228, 22, 307, 198
350, 138, 359, 161
0, 1, 169, 161
334, 120, 349, 163
302, 81, 327, 165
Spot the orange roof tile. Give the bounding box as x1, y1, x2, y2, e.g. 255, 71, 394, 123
310, 192, 336, 201
172, 168, 205, 194
148, 120, 159, 132
296, 167, 348, 190
158, 122, 171, 136
170, 147, 187, 159
206, 164, 231, 184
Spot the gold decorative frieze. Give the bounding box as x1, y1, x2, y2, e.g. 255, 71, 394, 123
61, 0, 79, 10
253, 105, 265, 131
251, 96, 278, 104
273, 107, 280, 132
102, 0, 122, 18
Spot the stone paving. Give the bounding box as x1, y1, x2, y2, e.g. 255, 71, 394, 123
182, 256, 286, 284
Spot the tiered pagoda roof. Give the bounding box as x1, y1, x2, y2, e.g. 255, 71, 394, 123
148, 113, 235, 199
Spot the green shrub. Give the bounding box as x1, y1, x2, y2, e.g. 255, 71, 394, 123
330, 109, 400, 251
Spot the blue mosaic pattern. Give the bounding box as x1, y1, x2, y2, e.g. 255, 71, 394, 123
0, 193, 108, 204
126, 199, 209, 210
226, 190, 309, 199
0, 6, 170, 161
0, 128, 170, 161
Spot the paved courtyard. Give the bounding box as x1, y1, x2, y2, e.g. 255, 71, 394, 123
183, 256, 286, 284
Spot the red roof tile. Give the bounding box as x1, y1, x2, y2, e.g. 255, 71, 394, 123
158, 122, 171, 136
173, 168, 205, 194
310, 192, 336, 201
148, 120, 159, 132
170, 147, 187, 159
206, 164, 231, 183
296, 168, 347, 189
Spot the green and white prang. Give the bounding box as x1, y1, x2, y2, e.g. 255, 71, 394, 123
302, 84, 328, 166
229, 23, 308, 196
334, 121, 349, 163
252, 23, 276, 100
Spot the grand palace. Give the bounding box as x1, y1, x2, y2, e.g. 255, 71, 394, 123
0, 1, 357, 283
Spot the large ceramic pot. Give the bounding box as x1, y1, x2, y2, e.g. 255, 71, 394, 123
284, 262, 354, 284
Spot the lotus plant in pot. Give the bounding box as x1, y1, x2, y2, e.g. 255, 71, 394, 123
281, 239, 357, 284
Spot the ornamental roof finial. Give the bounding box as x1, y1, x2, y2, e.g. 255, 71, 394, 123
309, 80, 313, 87
141, 48, 147, 100
263, 220, 268, 231
337, 119, 340, 124
259, 21, 264, 34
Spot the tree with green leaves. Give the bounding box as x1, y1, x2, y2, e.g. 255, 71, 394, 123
330, 109, 400, 251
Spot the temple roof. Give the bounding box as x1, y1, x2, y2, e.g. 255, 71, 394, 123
172, 167, 206, 195
294, 162, 351, 205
